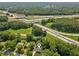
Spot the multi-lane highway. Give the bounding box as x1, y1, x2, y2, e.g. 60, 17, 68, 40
3, 10, 79, 46
34, 24, 79, 46
18, 18, 79, 46
20, 19, 79, 36
18, 18, 49, 23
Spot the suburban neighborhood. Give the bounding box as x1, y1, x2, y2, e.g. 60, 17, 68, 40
0, 2, 79, 56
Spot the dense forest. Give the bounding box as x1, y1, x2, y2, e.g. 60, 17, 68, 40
41, 18, 79, 33
0, 2, 79, 15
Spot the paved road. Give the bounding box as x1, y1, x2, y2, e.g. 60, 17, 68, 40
18, 18, 49, 23
2, 10, 79, 18
15, 18, 79, 46
19, 19, 79, 36
34, 24, 79, 46
19, 19, 79, 46
6, 11, 79, 46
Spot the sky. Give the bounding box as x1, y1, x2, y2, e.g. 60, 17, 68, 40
0, 0, 79, 2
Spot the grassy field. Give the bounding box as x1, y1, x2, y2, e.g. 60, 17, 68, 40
0, 10, 6, 16
8, 17, 20, 21
0, 13, 5, 16
5, 28, 32, 34
45, 23, 52, 28
46, 33, 57, 42
26, 16, 44, 20
26, 15, 75, 20
62, 34, 79, 42
26, 16, 34, 20
26, 16, 52, 20
0, 28, 32, 38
